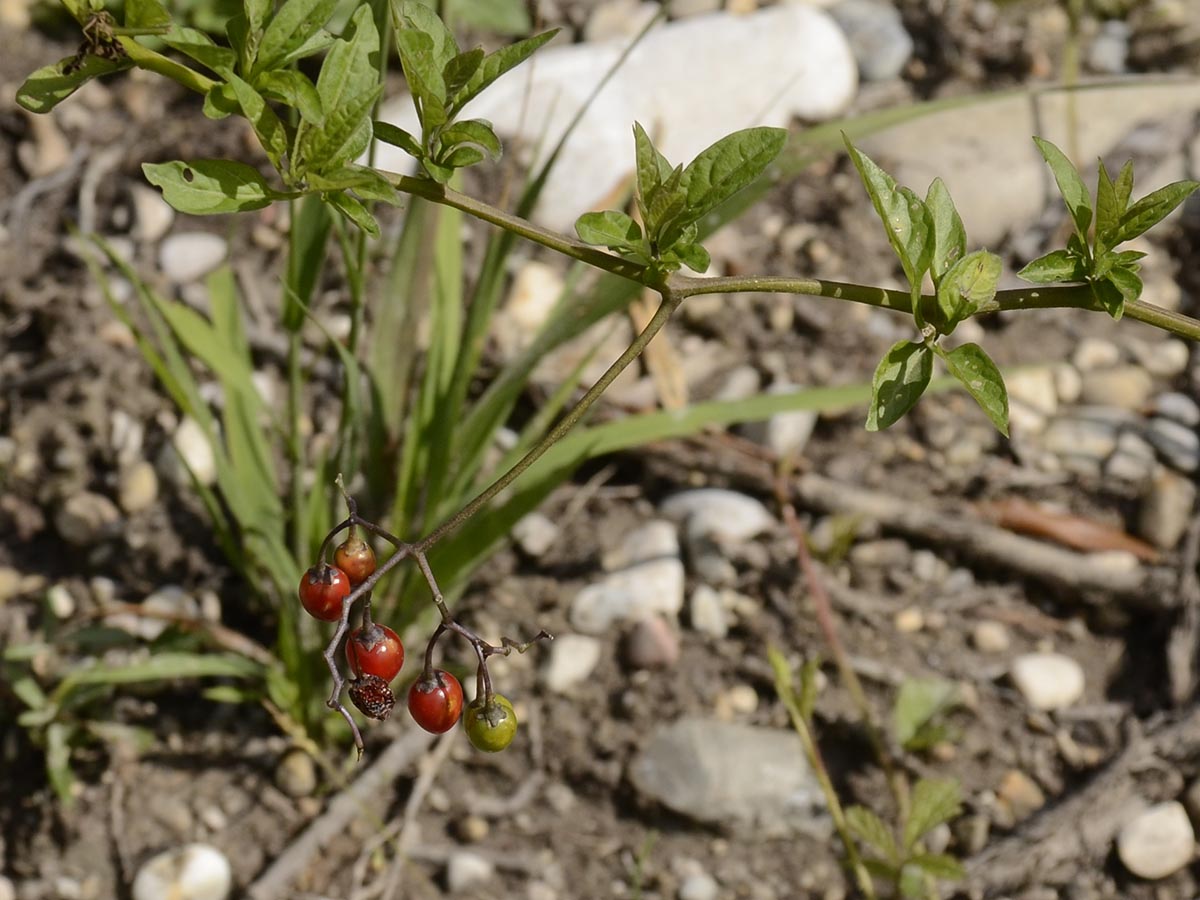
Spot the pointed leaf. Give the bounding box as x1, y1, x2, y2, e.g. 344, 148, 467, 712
324, 191, 379, 235
452, 29, 558, 112
1106, 266, 1143, 304
1016, 249, 1086, 284
299, 84, 381, 173
228, 75, 289, 169
672, 241, 710, 273
867, 340, 932, 431
903, 778, 962, 851
1095, 160, 1120, 246
1112, 180, 1200, 245
894, 677, 959, 748
254, 0, 339, 75
575, 210, 645, 253
396, 28, 448, 131
942, 342, 1008, 436
163, 26, 237, 77
125, 0, 171, 28
143, 159, 283, 214
373, 121, 423, 157
845, 139, 932, 287
908, 854, 966, 880
443, 47, 484, 97
1033, 136, 1092, 238
306, 165, 400, 203
439, 118, 501, 160
682, 126, 787, 222
925, 177, 966, 281
936, 249, 1000, 332
633, 121, 672, 201
256, 69, 323, 124
1090, 276, 1126, 319
846, 806, 901, 865
17, 56, 130, 113
1113, 159, 1134, 213
395, 0, 458, 71
440, 145, 484, 168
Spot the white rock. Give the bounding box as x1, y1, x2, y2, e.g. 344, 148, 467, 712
275, 748, 318, 798
1073, 338, 1121, 372
1116, 801, 1194, 880
446, 850, 495, 893
605, 520, 679, 569
110, 409, 145, 465
377, 5, 856, 232
513, 512, 560, 557
679, 872, 720, 900
1139, 468, 1197, 549
131, 183, 175, 243
541, 634, 603, 692
569, 557, 685, 634
1010, 652, 1085, 710
1053, 363, 1083, 405
119, 461, 159, 514
1131, 338, 1189, 378
17, 111, 70, 178
585, 0, 660, 41
660, 489, 774, 544
55, 491, 121, 546
740, 381, 819, 458
131, 844, 232, 900
159, 233, 227, 284
689, 584, 728, 638
164, 417, 218, 487
0, 875, 14, 900
1005, 367, 1058, 417
1078, 365, 1154, 410
497, 261, 563, 357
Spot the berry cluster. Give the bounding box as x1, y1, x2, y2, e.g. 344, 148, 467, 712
299, 486, 550, 757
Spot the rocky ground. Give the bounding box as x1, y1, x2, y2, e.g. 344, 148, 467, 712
3, 0, 1200, 899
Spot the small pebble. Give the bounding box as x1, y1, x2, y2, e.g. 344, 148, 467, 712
55, 491, 121, 546
972, 621, 1011, 654
540, 634, 602, 693
0, 875, 13, 900
454, 814, 490, 843
159, 233, 228, 283
131, 183, 175, 243
1078, 365, 1153, 410
164, 417, 218, 486
512, 512, 560, 558
995, 769, 1046, 825
1053, 363, 1083, 405
1116, 801, 1194, 880
1152, 392, 1200, 427
1010, 652, 1085, 710
1147, 417, 1200, 472
1073, 338, 1120, 371
689, 585, 729, 638
1087, 18, 1129, 74
679, 872, 720, 900
47, 583, 77, 619
1131, 339, 1189, 378
623, 616, 680, 670
131, 844, 232, 900
119, 461, 159, 514
661, 489, 774, 544
584, 0, 659, 41
446, 850, 495, 893
1138, 468, 1196, 550
894, 607, 924, 634
1005, 367, 1058, 416
275, 748, 318, 798
830, 0, 914, 82
0, 568, 18, 604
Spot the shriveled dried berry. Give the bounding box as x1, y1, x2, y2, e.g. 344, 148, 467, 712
349, 674, 395, 720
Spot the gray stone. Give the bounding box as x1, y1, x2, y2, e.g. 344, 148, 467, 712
1147, 417, 1200, 472
275, 748, 318, 798
622, 615, 680, 670
679, 873, 720, 900
1087, 19, 1130, 74
1073, 338, 1122, 372
446, 851, 495, 893
1104, 431, 1157, 484
55, 491, 121, 546
629, 718, 828, 837
1138, 468, 1196, 549
1131, 339, 1189, 378
1005, 366, 1058, 417
689, 584, 728, 638
132, 844, 232, 900
1010, 652, 1085, 710
1078, 365, 1154, 410
512, 512, 560, 558
585, 0, 659, 41
131, 183, 175, 243
830, 0, 913, 81
1116, 801, 1194, 880
739, 380, 819, 458
540, 634, 603, 692
660, 489, 774, 544
569, 556, 685, 633
605, 520, 679, 569
1152, 391, 1200, 427
159, 232, 227, 283
0, 875, 13, 900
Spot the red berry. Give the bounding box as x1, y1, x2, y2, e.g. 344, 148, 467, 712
407, 669, 464, 734
335, 535, 376, 586
346, 623, 405, 683
298, 564, 351, 622
349, 674, 394, 720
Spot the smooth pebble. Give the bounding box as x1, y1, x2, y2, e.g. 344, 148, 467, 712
1010, 652, 1085, 710
131, 844, 232, 900
1116, 801, 1194, 880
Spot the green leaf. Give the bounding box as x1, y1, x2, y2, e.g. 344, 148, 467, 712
396, 28, 448, 131
866, 340, 932, 431
1090, 276, 1126, 319
12, 675, 48, 710
143, 159, 283, 214
935, 249, 1000, 332
1032, 136, 1092, 239
254, 0, 340, 75
226, 75, 289, 170
447, 0, 530, 34
1095, 160, 1121, 247
1105, 266, 1143, 305
1017, 249, 1086, 284
125, 0, 171, 28
941, 342, 1008, 435
163, 26, 237, 77
443, 47, 484, 97
243, 0, 270, 32
797, 656, 820, 721
1112, 159, 1134, 214
672, 241, 711, 273
844, 138, 932, 288
282, 193, 331, 332
1111, 179, 1200, 245
307, 165, 400, 203
324, 191, 380, 235
925, 178, 966, 282
280, 29, 337, 66
440, 145, 484, 168
846, 806, 900, 865
396, 0, 458, 72
899, 865, 928, 899
452, 29, 558, 113
439, 118, 501, 160
894, 678, 960, 749
203, 684, 261, 703
46, 722, 78, 805
203, 82, 238, 119
575, 211, 646, 255
903, 778, 962, 851
373, 121, 423, 157
17, 56, 130, 114
421, 156, 455, 183
633, 121, 672, 199
908, 854, 966, 881
681, 126, 787, 222
298, 84, 381, 174
52, 652, 263, 706
256, 69, 323, 124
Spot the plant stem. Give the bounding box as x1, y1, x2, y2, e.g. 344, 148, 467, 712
414, 287, 679, 551
117, 38, 215, 94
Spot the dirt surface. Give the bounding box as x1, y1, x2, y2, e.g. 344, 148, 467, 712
3, 2, 1200, 899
